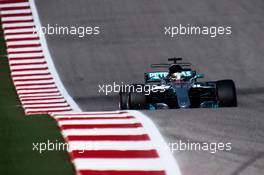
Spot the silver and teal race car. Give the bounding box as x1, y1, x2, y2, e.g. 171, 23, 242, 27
119, 58, 237, 110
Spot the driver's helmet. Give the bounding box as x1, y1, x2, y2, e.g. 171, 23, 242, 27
169, 65, 183, 81
171, 72, 182, 80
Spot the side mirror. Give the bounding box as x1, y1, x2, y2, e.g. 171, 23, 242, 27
195, 74, 204, 79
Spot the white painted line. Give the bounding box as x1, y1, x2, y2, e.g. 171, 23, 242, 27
21, 95, 64, 100
22, 99, 66, 104
54, 113, 131, 119
11, 69, 49, 75
68, 141, 155, 151
61, 128, 147, 136
6, 34, 38, 39
4, 28, 34, 34
10, 59, 46, 65
0, 3, 30, 8
74, 158, 164, 171
1, 16, 33, 22
13, 74, 50, 80
8, 53, 44, 58
14, 80, 54, 86
19, 92, 61, 97
25, 107, 71, 112
24, 103, 69, 108
8, 47, 42, 52
11, 64, 46, 70
30, 0, 81, 112
16, 84, 56, 89
17, 84, 56, 90
58, 119, 139, 125
18, 88, 58, 94
3, 22, 34, 28
6, 40, 40, 46
1, 9, 31, 15
67, 111, 124, 114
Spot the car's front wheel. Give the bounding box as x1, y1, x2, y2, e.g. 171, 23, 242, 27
216, 80, 237, 107
129, 84, 147, 109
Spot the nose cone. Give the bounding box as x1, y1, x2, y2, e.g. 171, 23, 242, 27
175, 87, 191, 108
178, 101, 191, 108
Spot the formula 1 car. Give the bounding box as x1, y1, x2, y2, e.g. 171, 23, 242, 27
119, 58, 237, 109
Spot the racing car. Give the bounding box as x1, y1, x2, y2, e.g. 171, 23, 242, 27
119, 58, 237, 109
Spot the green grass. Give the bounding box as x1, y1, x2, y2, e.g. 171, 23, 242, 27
0, 22, 75, 175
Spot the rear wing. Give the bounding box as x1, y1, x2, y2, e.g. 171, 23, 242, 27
151, 58, 191, 68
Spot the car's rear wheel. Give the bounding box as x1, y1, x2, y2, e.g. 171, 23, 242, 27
216, 80, 237, 107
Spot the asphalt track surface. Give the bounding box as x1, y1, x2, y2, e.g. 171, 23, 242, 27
35, 0, 264, 174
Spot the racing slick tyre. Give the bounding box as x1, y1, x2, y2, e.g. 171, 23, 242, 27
129, 84, 147, 109
119, 86, 130, 110
216, 80, 237, 107
119, 91, 129, 109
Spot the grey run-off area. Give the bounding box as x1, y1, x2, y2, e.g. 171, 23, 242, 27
35, 0, 264, 174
